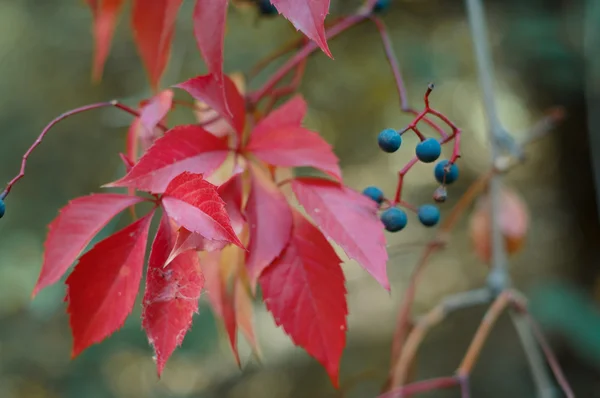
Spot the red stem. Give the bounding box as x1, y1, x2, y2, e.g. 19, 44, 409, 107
2, 101, 150, 199
249, 14, 367, 104
369, 17, 449, 140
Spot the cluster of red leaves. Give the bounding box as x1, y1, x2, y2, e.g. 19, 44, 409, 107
31, 1, 388, 386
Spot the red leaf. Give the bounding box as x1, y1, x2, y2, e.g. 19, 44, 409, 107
66, 211, 155, 358
247, 128, 341, 181
245, 164, 293, 286
142, 214, 204, 376
192, 0, 229, 119
87, 0, 126, 81
166, 228, 229, 265
106, 125, 230, 194
260, 210, 346, 387
175, 74, 246, 137
234, 273, 261, 357
251, 94, 306, 134
32, 193, 145, 297
119, 153, 134, 173
131, 0, 183, 90
161, 172, 244, 248
217, 172, 246, 236
291, 177, 389, 290
202, 249, 239, 365
271, 0, 332, 58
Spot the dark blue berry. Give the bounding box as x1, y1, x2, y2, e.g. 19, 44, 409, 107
374, 0, 391, 12
417, 204, 440, 227
258, 0, 278, 15
381, 207, 408, 232
362, 186, 385, 204
378, 128, 402, 153
434, 160, 459, 184
415, 138, 441, 163
0, 199, 5, 218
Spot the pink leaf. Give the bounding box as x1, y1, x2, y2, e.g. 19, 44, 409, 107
161, 172, 244, 249
87, 0, 127, 81
271, 0, 332, 58
245, 164, 293, 286
251, 94, 307, 134
142, 213, 204, 376
32, 193, 145, 297
247, 125, 341, 181
139, 89, 173, 132
105, 125, 230, 194
175, 74, 246, 137
131, 0, 182, 90
291, 177, 389, 290
260, 210, 346, 387
66, 211, 155, 358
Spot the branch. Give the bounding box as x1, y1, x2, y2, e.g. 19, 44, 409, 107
390, 288, 492, 386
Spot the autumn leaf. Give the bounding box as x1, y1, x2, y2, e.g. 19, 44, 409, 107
176, 74, 246, 138
201, 249, 239, 365
292, 177, 389, 290
469, 186, 529, 264
234, 270, 260, 358
161, 172, 244, 248
87, 0, 126, 82
131, 0, 183, 90
217, 172, 246, 235
106, 125, 230, 194
194, 73, 246, 138
32, 193, 145, 297
245, 164, 293, 286
126, 117, 142, 164
66, 211, 155, 358
249, 94, 306, 134
192, 0, 230, 116
142, 213, 205, 376
260, 209, 347, 387
270, 0, 332, 58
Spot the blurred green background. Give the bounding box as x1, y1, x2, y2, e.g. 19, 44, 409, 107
1, 0, 599, 397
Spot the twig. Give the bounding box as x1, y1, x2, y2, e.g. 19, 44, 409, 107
2, 101, 155, 199
377, 376, 460, 398
510, 311, 558, 398
391, 288, 492, 386
457, 291, 512, 375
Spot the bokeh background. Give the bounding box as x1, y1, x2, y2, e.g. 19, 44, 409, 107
0, 0, 599, 397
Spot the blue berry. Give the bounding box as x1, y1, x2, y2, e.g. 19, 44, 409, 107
374, 0, 392, 12
415, 138, 442, 163
434, 160, 459, 184
258, 0, 278, 15
362, 186, 385, 204
381, 207, 408, 232
378, 128, 402, 153
0, 199, 5, 218
417, 204, 440, 227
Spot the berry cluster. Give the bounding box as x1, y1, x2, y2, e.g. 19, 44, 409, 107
361, 84, 462, 233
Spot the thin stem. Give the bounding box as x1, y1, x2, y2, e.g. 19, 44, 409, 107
391, 288, 492, 387
249, 14, 367, 104
377, 376, 459, 398
465, 0, 510, 294
457, 291, 511, 376
2, 101, 148, 199
510, 311, 557, 398
369, 17, 449, 139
